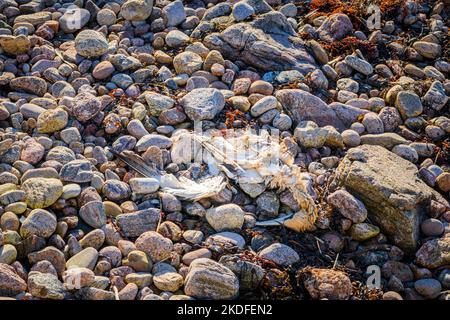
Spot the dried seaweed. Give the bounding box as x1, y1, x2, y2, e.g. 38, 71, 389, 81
261, 268, 298, 300
320, 36, 379, 61
309, 0, 365, 29
309, 0, 408, 30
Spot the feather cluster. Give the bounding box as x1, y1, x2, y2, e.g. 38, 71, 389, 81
111, 150, 227, 201
172, 128, 318, 232
114, 128, 318, 232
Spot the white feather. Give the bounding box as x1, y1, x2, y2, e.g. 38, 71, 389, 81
160, 174, 227, 201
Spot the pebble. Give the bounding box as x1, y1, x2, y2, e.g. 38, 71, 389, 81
362, 113, 384, 134
295, 121, 328, 148
0, 263, 27, 295
28, 247, 66, 276
383, 291, 403, 300
129, 178, 160, 194
344, 55, 373, 75
0, 35, 30, 55
317, 12, 353, 40
0, 244, 17, 264
327, 190, 367, 223
157, 221, 182, 241
79, 201, 107, 229
75, 30, 108, 58
93, 61, 115, 80
350, 223, 380, 241
410, 142, 436, 157
135, 134, 172, 151
20, 138, 45, 164
66, 247, 99, 270
10, 76, 47, 96
20, 209, 56, 239
206, 232, 245, 250
303, 268, 352, 300
382, 261, 413, 282
423, 81, 448, 111
183, 230, 204, 245
421, 218, 444, 237
184, 258, 239, 300
182, 248, 212, 266
80, 229, 105, 250
162, 0, 186, 27
125, 250, 152, 272
166, 30, 190, 48
63, 267, 95, 289
180, 88, 225, 121
258, 243, 299, 267
360, 133, 408, 150
250, 96, 278, 117
121, 0, 153, 21
436, 173, 450, 192
395, 91, 423, 119
378, 107, 401, 132
116, 208, 160, 238
412, 41, 442, 59
414, 279, 442, 299
173, 51, 203, 75
97, 9, 117, 26
119, 283, 139, 300
232, 2, 255, 21
72, 92, 101, 122
60, 160, 93, 183
102, 180, 131, 201
22, 178, 63, 209
337, 78, 359, 93
206, 204, 245, 232
204, 51, 225, 71
135, 231, 173, 262
392, 144, 419, 163
153, 269, 184, 292
341, 129, 361, 147
28, 272, 66, 300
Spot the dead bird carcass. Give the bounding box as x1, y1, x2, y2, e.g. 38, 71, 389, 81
113, 128, 318, 232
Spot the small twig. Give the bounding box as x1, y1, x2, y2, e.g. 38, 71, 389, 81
314, 236, 325, 244
332, 253, 340, 269
156, 209, 163, 232
316, 239, 323, 255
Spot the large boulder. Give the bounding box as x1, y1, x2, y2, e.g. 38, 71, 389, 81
275, 89, 368, 131
203, 11, 316, 73
332, 145, 447, 254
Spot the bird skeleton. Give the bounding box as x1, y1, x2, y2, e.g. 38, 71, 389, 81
114, 128, 318, 232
